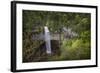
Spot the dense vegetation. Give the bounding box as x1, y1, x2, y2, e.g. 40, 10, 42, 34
22, 10, 91, 62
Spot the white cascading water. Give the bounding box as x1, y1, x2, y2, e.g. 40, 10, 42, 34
44, 26, 51, 54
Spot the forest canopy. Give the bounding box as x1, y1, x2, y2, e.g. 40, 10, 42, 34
22, 10, 91, 62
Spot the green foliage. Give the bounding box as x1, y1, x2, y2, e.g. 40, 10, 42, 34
60, 38, 91, 60
22, 10, 91, 62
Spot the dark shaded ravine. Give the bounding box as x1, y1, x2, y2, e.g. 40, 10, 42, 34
23, 40, 61, 63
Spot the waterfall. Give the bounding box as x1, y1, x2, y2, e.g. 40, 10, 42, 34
44, 26, 51, 54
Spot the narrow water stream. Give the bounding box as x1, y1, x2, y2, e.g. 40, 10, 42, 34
44, 26, 52, 54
